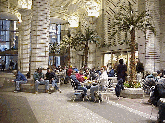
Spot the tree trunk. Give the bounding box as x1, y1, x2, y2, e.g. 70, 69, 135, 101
84, 40, 88, 67
129, 28, 136, 87
68, 45, 71, 67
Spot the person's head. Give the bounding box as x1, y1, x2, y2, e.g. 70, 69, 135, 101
157, 70, 162, 76
79, 69, 84, 75
85, 69, 89, 74
152, 72, 157, 77
72, 70, 76, 75
12, 70, 18, 76
47, 68, 50, 73
38, 67, 42, 73
119, 59, 123, 64
100, 67, 105, 73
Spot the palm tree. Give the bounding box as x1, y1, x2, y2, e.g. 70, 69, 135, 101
72, 27, 100, 66
108, 2, 155, 87
61, 27, 100, 67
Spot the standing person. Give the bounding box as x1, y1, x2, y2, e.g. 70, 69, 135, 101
90, 67, 108, 102
45, 68, 61, 93
1, 60, 5, 71
136, 59, 144, 79
117, 59, 127, 90
15, 61, 18, 70
12, 70, 27, 93
33, 68, 50, 94
9, 60, 14, 70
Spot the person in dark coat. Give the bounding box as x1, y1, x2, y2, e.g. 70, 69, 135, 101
45, 68, 61, 93
9, 60, 14, 70
117, 59, 127, 90
1, 60, 5, 71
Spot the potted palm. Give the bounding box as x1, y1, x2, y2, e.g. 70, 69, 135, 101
105, 1, 155, 87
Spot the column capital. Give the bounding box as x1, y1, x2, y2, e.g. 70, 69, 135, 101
18, 8, 31, 15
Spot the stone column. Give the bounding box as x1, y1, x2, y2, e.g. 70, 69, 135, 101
159, 0, 165, 69
0, 0, 8, 12
18, 8, 31, 74
17, 22, 22, 71
31, 0, 50, 77
145, 0, 160, 73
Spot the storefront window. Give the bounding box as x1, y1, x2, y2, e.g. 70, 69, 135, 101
49, 24, 61, 67
0, 20, 18, 69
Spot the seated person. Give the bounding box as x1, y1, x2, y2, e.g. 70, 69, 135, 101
65, 66, 73, 83
89, 68, 97, 80
76, 69, 85, 82
12, 70, 27, 93
90, 67, 108, 101
70, 70, 87, 97
33, 67, 50, 94
157, 70, 162, 80
108, 67, 115, 77
45, 68, 61, 93
148, 77, 165, 106
145, 72, 158, 87
84, 69, 90, 80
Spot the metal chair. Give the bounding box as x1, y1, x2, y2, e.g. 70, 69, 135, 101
70, 79, 84, 102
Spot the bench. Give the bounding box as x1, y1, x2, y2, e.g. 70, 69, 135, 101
20, 79, 60, 93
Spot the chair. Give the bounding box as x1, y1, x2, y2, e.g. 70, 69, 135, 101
96, 80, 113, 103
70, 79, 84, 102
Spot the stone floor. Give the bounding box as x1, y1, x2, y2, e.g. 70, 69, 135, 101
0, 71, 160, 123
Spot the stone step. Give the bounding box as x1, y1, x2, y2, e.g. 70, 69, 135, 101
21, 84, 53, 89
20, 84, 56, 93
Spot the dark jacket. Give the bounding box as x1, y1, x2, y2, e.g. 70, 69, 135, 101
136, 62, 144, 73
14, 71, 27, 82
45, 72, 58, 81
70, 74, 81, 87
149, 79, 165, 106
117, 64, 127, 81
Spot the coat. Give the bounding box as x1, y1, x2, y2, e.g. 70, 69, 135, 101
14, 71, 27, 82
117, 64, 127, 82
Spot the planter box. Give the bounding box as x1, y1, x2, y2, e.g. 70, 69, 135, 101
120, 88, 143, 99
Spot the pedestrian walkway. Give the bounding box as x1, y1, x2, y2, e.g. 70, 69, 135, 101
0, 72, 159, 123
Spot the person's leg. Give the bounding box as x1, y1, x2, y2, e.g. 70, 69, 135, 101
44, 80, 49, 91
77, 86, 87, 96
35, 80, 40, 92
90, 86, 98, 100
52, 80, 59, 90
15, 81, 21, 91
15, 81, 27, 91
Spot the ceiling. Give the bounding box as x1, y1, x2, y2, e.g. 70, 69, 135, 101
0, 0, 101, 24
